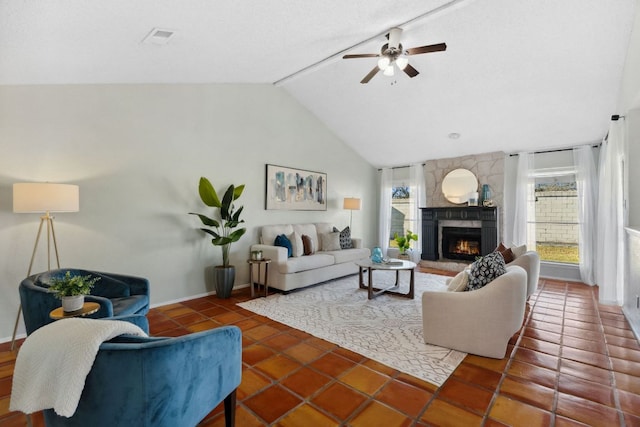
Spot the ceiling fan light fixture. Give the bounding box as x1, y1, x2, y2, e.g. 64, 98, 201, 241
342, 27, 446, 84
395, 56, 409, 70
377, 57, 391, 70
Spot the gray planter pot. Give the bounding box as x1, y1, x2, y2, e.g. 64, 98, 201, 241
214, 266, 235, 299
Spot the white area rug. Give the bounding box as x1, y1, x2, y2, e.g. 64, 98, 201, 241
238, 271, 466, 387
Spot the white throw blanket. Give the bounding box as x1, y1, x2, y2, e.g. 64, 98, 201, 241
10, 318, 147, 417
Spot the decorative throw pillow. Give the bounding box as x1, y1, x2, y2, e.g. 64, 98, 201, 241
321, 232, 342, 251
495, 242, 507, 253
302, 234, 315, 255
447, 270, 470, 292
466, 251, 506, 291
511, 244, 527, 258
288, 231, 304, 257
274, 234, 292, 257
333, 226, 353, 249
494, 242, 515, 264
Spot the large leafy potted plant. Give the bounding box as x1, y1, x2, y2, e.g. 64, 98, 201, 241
49, 270, 101, 312
394, 230, 418, 259
190, 177, 246, 299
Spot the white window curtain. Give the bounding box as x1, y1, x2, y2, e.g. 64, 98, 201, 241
597, 121, 626, 304
409, 163, 426, 261
573, 145, 598, 285
512, 152, 535, 248
378, 168, 393, 255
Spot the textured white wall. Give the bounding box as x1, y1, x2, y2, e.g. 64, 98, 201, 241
0, 84, 377, 341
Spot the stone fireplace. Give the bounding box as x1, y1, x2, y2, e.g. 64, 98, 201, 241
419, 152, 505, 271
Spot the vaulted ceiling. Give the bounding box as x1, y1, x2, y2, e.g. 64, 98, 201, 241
1, 0, 637, 167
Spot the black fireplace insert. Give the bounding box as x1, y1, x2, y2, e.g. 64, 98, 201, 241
442, 227, 482, 261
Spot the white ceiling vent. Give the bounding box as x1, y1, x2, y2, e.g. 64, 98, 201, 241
142, 28, 176, 45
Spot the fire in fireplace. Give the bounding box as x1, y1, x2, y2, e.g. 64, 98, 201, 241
442, 227, 482, 261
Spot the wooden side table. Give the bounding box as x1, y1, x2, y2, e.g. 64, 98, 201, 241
49, 302, 100, 319
247, 258, 271, 298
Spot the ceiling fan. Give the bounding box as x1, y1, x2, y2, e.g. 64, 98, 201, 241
342, 27, 446, 84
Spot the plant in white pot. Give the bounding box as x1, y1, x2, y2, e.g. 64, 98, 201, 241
394, 230, 418, 260
49, 271, 101, 312
190, 177, 246, 299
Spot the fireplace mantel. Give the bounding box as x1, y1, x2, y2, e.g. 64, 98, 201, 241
420, 207, 498, 261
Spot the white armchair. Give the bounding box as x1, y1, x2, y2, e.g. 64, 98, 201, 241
422, 265, 527, 359
507, 251, 540, 297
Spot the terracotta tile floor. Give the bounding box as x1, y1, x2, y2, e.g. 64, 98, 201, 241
2, 268, 640, 426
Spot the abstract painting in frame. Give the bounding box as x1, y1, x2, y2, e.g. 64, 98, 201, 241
265, 164, 327, 211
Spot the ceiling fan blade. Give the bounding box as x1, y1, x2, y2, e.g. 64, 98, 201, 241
343, 53, 379, 59
406, 43, 447, 55
360, 66, 380, 84
403, 63, 419, 78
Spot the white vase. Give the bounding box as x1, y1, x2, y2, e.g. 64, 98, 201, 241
62, 295, 84, 312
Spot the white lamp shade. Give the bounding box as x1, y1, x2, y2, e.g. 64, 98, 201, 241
13, 183, 79, 213
343, 197, 361, 210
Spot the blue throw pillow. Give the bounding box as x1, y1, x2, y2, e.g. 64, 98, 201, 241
274, 234, 293, 257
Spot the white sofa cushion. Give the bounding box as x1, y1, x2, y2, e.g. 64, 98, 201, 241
325, 248, 370, 264
288, 231, 304, 257
314, 223, 333, 249
321, 232, 342, 251
292, 224, 319, 251
279, 254, 335, 274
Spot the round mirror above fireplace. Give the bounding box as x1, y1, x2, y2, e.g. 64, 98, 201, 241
442, 168, 478, 204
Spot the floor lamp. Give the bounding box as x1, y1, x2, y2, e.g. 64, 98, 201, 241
343, 197, 361, 232
11, 182, 79, 350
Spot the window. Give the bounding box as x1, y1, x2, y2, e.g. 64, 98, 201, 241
528, 164, 579, 264
389, 168, 419, 248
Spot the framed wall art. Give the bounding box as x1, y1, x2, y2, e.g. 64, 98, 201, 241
265, 164, 327, 211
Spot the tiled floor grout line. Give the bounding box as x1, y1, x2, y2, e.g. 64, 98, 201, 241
592, 286, 627, 426
482, 279, 547, 426
549, 280, 568, 427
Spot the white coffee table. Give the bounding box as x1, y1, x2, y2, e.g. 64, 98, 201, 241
354, 258, 416, 300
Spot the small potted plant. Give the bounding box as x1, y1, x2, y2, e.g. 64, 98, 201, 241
394, 230, 418, 260
49, 271, 101, 312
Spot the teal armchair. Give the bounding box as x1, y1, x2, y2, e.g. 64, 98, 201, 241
19, 268, 150, 335
42, 323, 242, 427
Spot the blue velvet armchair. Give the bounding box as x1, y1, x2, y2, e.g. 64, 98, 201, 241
19, 268, 150, 335
41, 322, 242, 427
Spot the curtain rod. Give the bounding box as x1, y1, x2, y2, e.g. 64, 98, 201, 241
377, 163, 425, 171
508, 143, 601, 157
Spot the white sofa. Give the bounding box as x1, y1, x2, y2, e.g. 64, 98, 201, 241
422, 265, 527, 359
250, 223, 371, 292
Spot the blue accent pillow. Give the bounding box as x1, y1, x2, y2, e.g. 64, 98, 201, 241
274, 234, 293, 257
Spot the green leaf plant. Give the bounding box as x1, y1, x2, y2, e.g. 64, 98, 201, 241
189, 177, 246, 267
394, 230, 418, 254
49, 271, 100, 299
